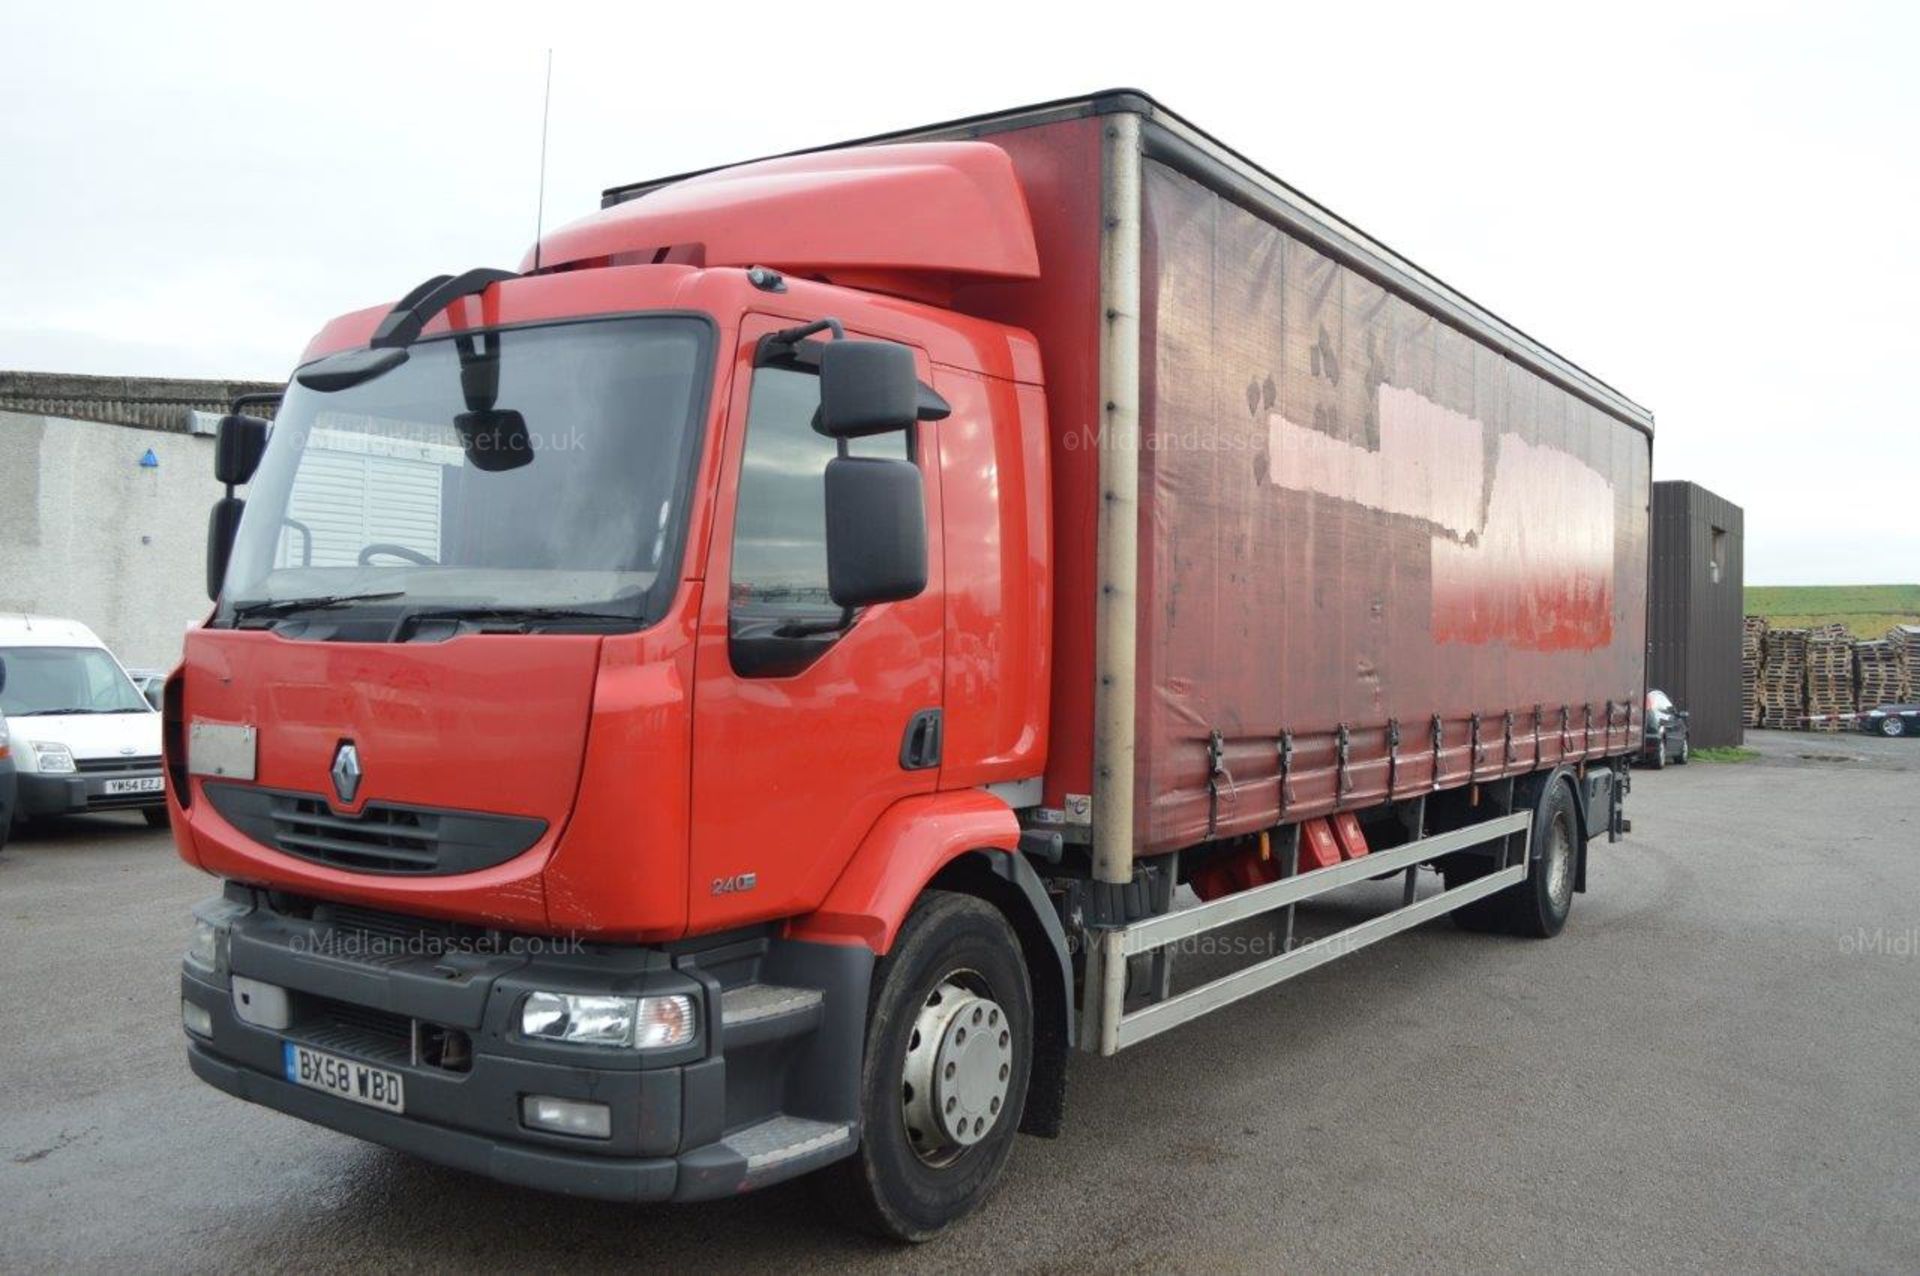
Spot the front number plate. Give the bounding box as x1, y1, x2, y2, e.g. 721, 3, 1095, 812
284, 1043, 405, 1113
105, 777, 165, 795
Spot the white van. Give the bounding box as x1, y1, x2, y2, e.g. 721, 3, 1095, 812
0, 616, 166, 828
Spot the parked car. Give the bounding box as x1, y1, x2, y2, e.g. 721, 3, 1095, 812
0, 617, 166, 828
125, 667, 167, 711
1641, 688, 1690, 767
0, 710, 16, 851
1859, 704, 1920, 738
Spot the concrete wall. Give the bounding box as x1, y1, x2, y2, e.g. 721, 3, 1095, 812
0, 409, 224, 669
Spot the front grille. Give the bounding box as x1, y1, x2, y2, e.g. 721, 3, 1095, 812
85, 792, 164, 811
295, 995, 414, 1065
203, 783, 545, 876
76, 754, 162, 774
289, 993, 471, 1073
274, 796, 437, 872
318, 901, 463, 944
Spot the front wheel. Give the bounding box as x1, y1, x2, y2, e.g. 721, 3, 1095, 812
824, 890, 1033, 1242
1651, 732, 1669, 769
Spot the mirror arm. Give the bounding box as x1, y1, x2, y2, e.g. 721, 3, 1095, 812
370, 268, 517, 349
230, 390, 283, 417
755, 317, 845, 368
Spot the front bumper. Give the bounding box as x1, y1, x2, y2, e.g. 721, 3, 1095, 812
181, 887, 870, 1203
16, 768, 165, 816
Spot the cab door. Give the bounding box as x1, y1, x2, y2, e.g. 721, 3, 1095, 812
687, 314, 945, 931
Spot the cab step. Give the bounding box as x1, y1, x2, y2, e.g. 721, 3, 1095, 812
674, 1115, 855, 1200
727, 1114, 853, 1182
720, 983, 824, 1049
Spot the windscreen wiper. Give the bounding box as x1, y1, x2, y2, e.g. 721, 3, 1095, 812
11, 707, 129, 716
230, 591, 405, 624
395, 605, 636, 637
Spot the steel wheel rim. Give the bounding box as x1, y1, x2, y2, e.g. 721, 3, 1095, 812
1544, 811, 1574, 913
899, 970, 1013, 1168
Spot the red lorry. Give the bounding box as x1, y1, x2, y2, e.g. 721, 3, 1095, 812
172, 91, 1650, 1239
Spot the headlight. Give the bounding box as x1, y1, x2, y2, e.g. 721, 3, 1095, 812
519, 991, 695, 1049
30, 741, 76, 774
187, 919, 222, 969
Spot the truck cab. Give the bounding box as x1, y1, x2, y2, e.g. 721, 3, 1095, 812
174, 141, 1063, 1237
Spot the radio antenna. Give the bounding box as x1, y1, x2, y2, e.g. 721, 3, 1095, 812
532, 48, 554, 272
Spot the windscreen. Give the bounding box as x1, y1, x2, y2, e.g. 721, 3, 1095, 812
220, 315, 712, 623
0, 647, 152, 716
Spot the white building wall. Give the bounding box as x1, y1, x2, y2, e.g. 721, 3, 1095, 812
0, 409, 225, 669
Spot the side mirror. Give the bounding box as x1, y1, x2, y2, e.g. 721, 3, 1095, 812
295, 346, 409, 392
206, 496, 245, 600
817, 341, 918, 439
824, 456, 927, 607
214, 414, 270, 486
453, 409, 534, 472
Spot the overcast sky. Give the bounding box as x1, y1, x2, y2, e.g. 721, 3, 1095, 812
4, 1, 1914, 584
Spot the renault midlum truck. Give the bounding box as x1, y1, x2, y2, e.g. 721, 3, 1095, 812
171, 92, 1650, 1240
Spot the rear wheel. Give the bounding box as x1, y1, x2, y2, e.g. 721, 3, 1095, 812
1882, 717, 1906, 738
1673, 735, 1690, 765
824, 891, 1033, 1242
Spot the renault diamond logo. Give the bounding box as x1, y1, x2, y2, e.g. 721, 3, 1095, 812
330, 742, 362, 804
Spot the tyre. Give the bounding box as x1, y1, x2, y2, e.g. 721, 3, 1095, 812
1651, 731, 1668, 769
143, 807, 171, 829
1882, 717, 1906, 738
824, 890, 1033, 1242
1673, 735, 1690, 765
1444, 779, 1580, 938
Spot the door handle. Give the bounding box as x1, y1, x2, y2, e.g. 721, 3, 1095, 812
899, 709, 942, 771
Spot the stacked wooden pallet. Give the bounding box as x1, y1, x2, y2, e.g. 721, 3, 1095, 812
1804, 632, 1856, 729
1756, 628, 1808, 729
1742, 615, 1768, 726
1892, 626, 1920, 701
1856, 638, 1904, 710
